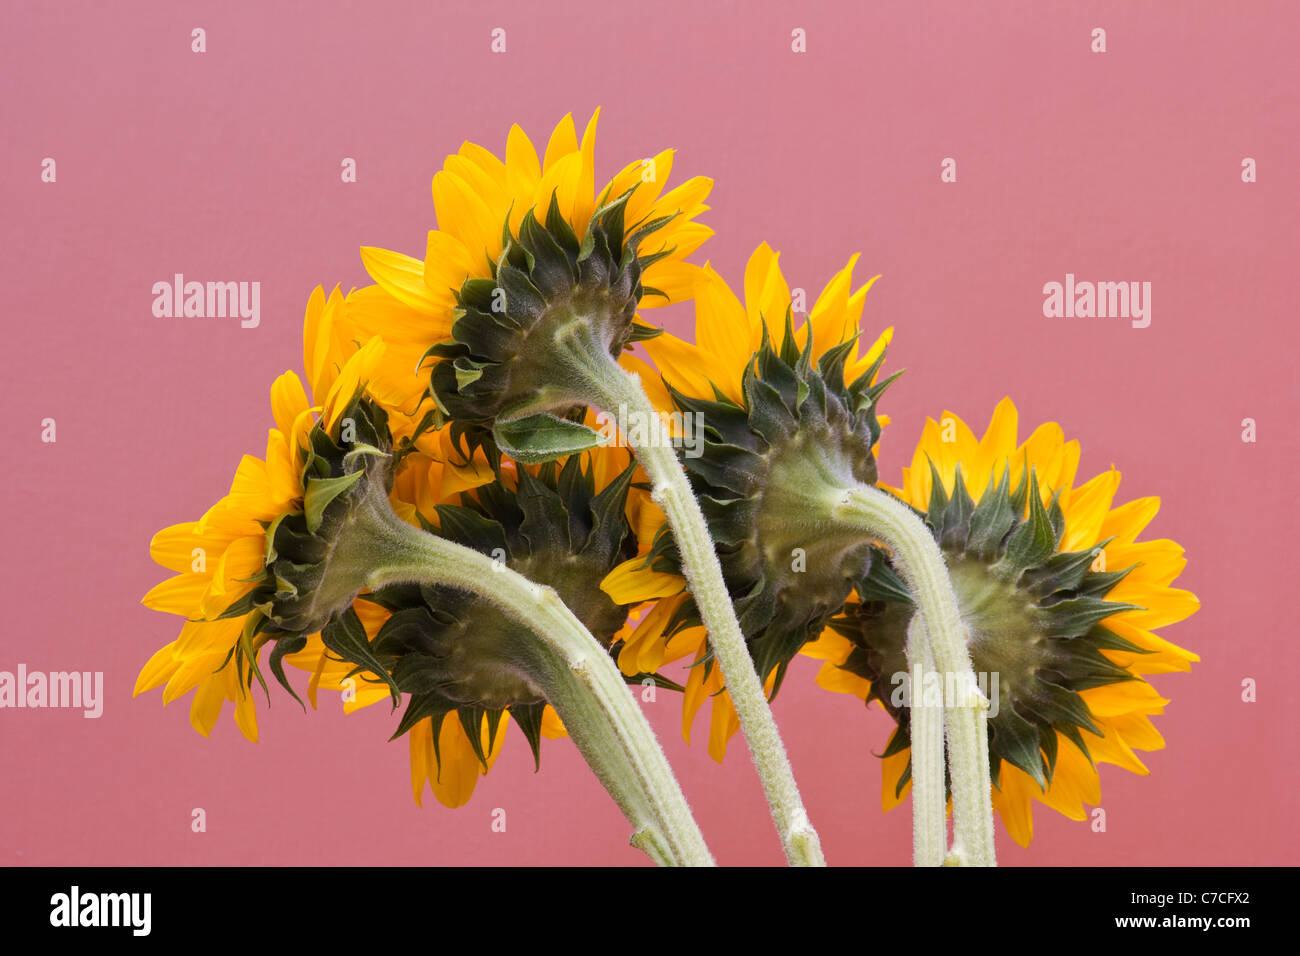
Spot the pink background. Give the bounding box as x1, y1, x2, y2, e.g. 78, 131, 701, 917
2, 1, 1297, 866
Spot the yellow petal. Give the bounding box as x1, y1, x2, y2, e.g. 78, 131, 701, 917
533, 151, 582, 228
505, 124, 542, 221
601, 557, 684, 603
360, 246, 444, 316
408, 718, 433, 807
148, 522, 217, 574
970, 397, 1018, 499
1099, 496, 1162, 544
570, 108, 600, 236
1060, 467, 1122, 552
142, 572, 209, 616
640, 260, 703, 309
134, 642, 180, 695
640, 331, 721, 400
188, 675, 226, 738
881, 746, 911, 812
542, 113, 578, 172
424, 231, 478, 310
992, 763, 1037, 847
692, 265, 752, 400
432, 170, 502, 272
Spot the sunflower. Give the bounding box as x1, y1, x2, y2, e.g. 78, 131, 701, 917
803, 398, 1200, 846
135, 285, 391, 738
346, 117, 820, 863
350, 109, 713, 442
281, 442, 660, 808
602, 242, 895, 760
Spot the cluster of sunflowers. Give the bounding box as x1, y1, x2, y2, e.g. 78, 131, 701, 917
137, 111, 1198, 867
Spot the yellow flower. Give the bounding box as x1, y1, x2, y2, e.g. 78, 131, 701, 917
603, 243, 894, 760
135, 286, 387, 739
632, 240, 890, 407
284, 441, 655, 809
804, 398, 1200, 846
350, 109, 713, 420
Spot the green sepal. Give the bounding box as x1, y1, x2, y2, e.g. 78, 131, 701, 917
268, 632, 309, 710
1021, 539, 1111, 598
236, 606, 272, 704
646, 319, 891, 706
966, 466, 1017, 560
993, 471, 1057, 581
263, 511, 290, 565
493, 412, 609, 464
320, 608, 401, 709
621, 670, 687, 694
856, 546, 915, 606
389, 694, 450, 742
509, 702, 547, 771
628, 321, 663, 343
430, 503, 511, 558
1036, 596, 1143, 637
457, 706, 506, 772
303, 469, 366, 535
941, 467, 976, 551
990, 704, 1048, 789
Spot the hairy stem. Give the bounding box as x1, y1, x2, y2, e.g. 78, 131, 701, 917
355, 488, 714, 867
830, 483, 996, 867
555, 325, 824, 867
906, 616, 947, 866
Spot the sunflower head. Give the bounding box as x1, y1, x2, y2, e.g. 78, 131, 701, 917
428, 190, 670, 440
603, 244, 896, 757
806, 398, 1200, 844
322, 448, 642, 773
648, 313, 896, 690
135, 311, 397, 738
833, 465, 1145, 790
239, 392, 422, 712
351, 111, 712, 460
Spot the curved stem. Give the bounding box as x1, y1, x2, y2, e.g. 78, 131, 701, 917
906, 616, 947, 866
557, 331, 825, 866
830, 483, 996, 867
353, 488, 714, 867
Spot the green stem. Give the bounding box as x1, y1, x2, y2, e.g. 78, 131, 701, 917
830, 483, 996, 868
906, 616, 947, 866
554, 325, 825, 867
354, 488, 715, 867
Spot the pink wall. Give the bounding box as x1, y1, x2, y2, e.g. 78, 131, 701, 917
2, 0, 1296, 865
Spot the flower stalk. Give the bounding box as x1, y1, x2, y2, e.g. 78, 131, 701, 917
906, 617, 947, 867
352, 481, 715, 867
829, 483, 997, 867
548, 317, 826, 867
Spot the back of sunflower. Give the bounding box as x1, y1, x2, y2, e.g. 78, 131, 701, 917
137, 114, 1198, 869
